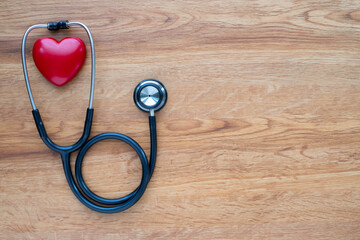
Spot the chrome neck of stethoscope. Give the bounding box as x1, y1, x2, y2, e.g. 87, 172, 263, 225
21, 21, 95, 110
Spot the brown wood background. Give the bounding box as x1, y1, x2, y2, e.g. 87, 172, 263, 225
1, 0, 360, 239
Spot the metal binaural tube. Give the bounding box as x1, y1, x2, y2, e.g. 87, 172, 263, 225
21, 24, 47, 110
21, 21, 95, 110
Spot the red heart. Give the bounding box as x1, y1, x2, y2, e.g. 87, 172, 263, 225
32, 37, 86, 87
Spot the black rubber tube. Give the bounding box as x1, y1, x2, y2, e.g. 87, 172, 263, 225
33, 108, 157, 213
65, 116, 156, 213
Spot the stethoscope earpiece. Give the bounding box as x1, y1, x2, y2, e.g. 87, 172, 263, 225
134, 79, 167, 113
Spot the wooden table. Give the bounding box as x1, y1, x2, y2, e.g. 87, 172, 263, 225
1, 0, 359, 239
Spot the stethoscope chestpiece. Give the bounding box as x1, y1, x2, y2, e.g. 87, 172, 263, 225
133, 79, 167, 113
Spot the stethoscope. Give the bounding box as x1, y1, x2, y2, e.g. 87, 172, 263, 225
21, 21, 168, 213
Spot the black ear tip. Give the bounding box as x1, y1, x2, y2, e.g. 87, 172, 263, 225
133, 79, 167, 113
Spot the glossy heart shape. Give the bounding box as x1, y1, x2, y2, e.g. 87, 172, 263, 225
32, 37, 86, 87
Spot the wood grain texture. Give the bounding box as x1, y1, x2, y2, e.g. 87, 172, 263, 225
0, 0, 360, 239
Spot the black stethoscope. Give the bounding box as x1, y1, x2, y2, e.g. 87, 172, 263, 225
21, 21, 168, 213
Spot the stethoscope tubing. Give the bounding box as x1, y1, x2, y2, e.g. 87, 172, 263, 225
62, 116, 157, 213
33, 107, 157, 213
77, 117, 157, 207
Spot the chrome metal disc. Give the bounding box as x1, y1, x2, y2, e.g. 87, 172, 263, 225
134, 79, 167, 112
140, 86, 160, 108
